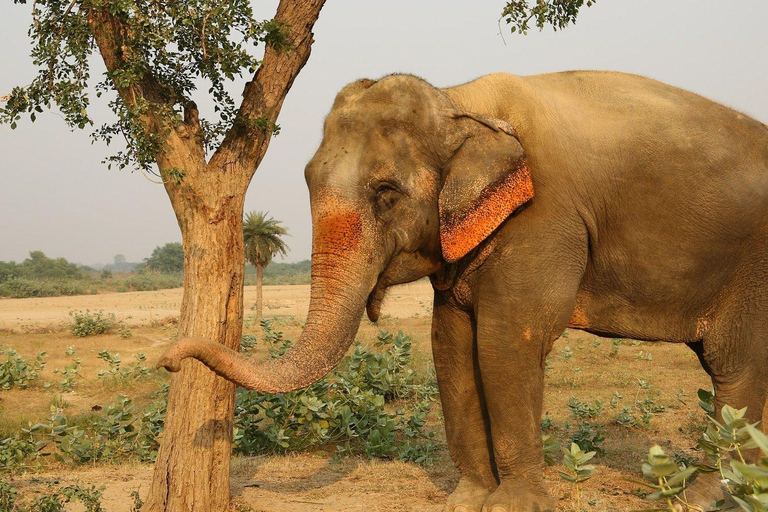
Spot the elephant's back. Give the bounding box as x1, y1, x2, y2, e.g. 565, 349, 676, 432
514, 70, 768, 228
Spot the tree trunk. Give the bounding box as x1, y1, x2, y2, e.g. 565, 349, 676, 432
126, 1, 326, 510
256, 263, 264, 321
143, 148, 247, 512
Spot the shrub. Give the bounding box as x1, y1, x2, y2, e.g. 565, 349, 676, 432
21, 391, 167, 466
0, 481, 104, 512
96, 351, 150, 380
0, 436, 41, 472
0, 350, 46, 390
559, 442, 596, 512
634, 405, 768, 512
240, 334, 258, 351
569, 421, 606, 456
0, 277, 89, 298
565, 397, 606, 455
68, 310, 115, 337
123, 271, 183, 291
233, 327, 439, 466
52, 358, 82, 392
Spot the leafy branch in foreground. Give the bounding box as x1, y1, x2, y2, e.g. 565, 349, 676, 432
632, 404, 768, 512
502, 0, 597, 34
559, 442, 596, 512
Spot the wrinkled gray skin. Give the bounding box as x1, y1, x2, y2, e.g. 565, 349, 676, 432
159, 72, 768, 512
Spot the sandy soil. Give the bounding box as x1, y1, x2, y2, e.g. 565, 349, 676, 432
0, 280, 433, 333
0, 282, 719, 511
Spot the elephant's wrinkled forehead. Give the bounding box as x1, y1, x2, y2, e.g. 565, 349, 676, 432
305, 75, 446, 194
326, 75, 444, 135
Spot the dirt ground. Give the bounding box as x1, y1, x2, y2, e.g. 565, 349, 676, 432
0, 281, 716, 511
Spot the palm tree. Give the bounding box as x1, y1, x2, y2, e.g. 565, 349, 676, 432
243, 211, 289, 320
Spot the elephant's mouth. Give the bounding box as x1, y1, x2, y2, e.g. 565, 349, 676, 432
366, 281, 388, 322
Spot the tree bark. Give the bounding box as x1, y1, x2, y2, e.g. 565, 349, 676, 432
144, 167, 246, 511
256, 263, 264, 322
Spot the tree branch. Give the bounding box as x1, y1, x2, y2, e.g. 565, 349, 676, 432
86, 5, 205, 159
210, 0, 326, 176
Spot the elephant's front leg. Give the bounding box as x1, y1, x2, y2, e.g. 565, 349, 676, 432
433, 294, 498, 512
476, 298, 563, 512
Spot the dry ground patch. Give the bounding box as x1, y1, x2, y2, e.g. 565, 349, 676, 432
0, 281, 715, 511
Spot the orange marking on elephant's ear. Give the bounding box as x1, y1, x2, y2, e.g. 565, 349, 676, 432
313, 211, 363, 255
440, 160, 533, 263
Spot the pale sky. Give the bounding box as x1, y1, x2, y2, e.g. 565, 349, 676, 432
1, 1, 767, 265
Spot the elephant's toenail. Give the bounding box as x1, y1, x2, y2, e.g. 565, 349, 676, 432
490, 507, 508, 512
453, 507, 469, 512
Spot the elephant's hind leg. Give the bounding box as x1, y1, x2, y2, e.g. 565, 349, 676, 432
683, 278, 768, 511
432, 294, 498, 512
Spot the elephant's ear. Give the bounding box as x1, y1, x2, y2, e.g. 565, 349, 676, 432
439, 113, 533, 263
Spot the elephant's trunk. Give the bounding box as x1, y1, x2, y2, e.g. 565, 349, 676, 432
157, 207, 377, 393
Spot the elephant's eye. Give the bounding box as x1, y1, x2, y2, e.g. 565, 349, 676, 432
374, 184, 402, 213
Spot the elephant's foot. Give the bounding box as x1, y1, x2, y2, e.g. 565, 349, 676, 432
480, 479, 554, 512
443, 477, 497, 512
673, 471, 738, 511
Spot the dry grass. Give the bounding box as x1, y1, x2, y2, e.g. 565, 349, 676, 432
0, 282, 716, 511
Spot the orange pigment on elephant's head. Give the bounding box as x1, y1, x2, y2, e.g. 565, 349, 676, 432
440, 160, 534, 262
313, 211, 363, 255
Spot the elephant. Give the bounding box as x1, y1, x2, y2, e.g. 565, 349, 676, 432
159, 71, 768, 512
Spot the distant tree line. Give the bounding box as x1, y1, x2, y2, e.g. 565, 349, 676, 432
0, 245, 308, 298
0, 251, 84, 282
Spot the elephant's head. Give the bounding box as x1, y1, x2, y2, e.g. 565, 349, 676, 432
157, 75, 533, 392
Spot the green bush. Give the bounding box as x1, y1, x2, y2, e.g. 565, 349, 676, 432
0, 436, 41, 472
0, 481, 104, 512
20, 390, 167, 467
68, 310, 115, 337
123, 271, 183, 291
564, 397, 606, 455
233, 327, 439, 466
0, 277, 89, 298
0, 350, 46, 390
96, 351, 150, 380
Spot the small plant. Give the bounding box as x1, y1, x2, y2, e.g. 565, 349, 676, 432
240, 334, 258, 351
567, 397, 603, 420
697, 388, 715, 417
636, 350, 653, 361
0, 435, 41, 473
565, 397, 606, 454
118, 326, 133, 339
0, 349, 46, 390
0, 481, 104, 511
97, 351, 149, 380
631, 444, 697, 511
559, 442, 596, 512
542, 433, 561, 466
68, 310, 115, 337
52, 358, 82, 392
562, 345, 574, 360
260, 319, 292, 357
130, 489, 144, 512
569, 421, 606, 455
609, 339, 622, 357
